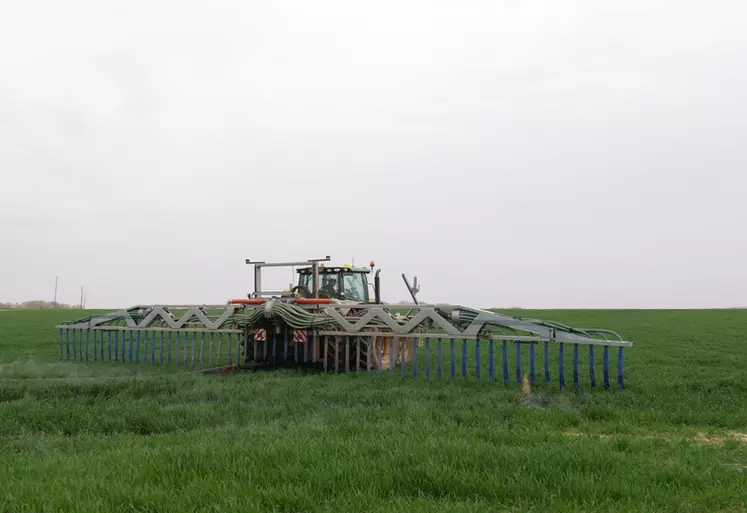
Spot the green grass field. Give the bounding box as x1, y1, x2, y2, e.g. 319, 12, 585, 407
1, 308, 746, 512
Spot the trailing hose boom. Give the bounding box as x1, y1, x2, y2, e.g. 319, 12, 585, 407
56, 256, 632, 389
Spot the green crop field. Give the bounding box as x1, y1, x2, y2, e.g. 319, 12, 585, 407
1, 308, 746, 512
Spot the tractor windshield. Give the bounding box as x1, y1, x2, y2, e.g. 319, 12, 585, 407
318, 274, 340, 297
298, 273, 337, 296
297, 271, 368, 302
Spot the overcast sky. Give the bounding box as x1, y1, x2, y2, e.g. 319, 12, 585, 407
1, 0, 745, 309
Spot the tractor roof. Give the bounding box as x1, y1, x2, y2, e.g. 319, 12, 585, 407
297, 265, 370, 274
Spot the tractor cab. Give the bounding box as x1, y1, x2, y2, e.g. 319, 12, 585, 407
294, 265, 372, 302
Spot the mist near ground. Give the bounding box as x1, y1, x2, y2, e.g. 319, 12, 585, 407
1, 1, 746, 309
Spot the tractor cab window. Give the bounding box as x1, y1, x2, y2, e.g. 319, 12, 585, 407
343, 273, 367, 302
298, 273, 340, 297
318, 274, 340, 298
297, 271, 368, 302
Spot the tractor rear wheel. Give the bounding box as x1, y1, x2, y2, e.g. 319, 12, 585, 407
371, 334, 414, 370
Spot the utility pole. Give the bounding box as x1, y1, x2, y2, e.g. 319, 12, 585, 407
53, 276, 58, 308
80, 286, 84, 309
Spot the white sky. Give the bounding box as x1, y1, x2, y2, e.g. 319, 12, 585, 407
1, 0, 746, 309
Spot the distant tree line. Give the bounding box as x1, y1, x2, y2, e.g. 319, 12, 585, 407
0, 301, 81, 310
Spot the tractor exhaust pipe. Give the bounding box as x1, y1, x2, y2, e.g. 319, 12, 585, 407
374, 269, 382, 304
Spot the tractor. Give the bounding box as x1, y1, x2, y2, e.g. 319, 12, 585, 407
240, 257, 414, 371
